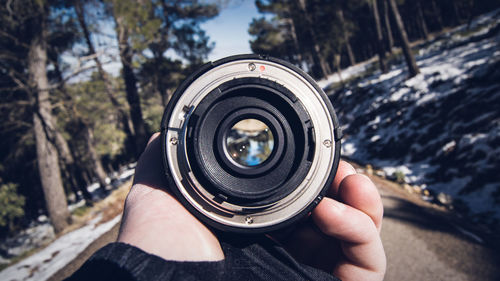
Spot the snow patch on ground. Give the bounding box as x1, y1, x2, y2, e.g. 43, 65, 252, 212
0, 215, 121, 281
0, 164, 136, 277
317, 57, 377, 89
325, 11, 500, 226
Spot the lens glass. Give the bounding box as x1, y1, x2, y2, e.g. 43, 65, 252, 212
226, 119, 274, 167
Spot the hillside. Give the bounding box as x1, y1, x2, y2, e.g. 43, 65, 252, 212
325, 10, 500, 231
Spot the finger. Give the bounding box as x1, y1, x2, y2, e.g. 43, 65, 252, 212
338, 174, 383, 231
312, 198, 376, 244
312, 198, 385, 273
328, 160, 357, 197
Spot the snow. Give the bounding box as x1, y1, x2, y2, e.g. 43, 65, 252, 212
460, 133, 487, 145
118, 168, 135, 181
390, 87, 410, 102
317, 57, 377, 89
341, 142, 357, 157
442, 140, 456, 153
0, 215, 121, 281
0, 164, 136, 279
324, 10, 500, 225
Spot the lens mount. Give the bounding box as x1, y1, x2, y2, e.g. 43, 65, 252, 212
161, 55, 341, 233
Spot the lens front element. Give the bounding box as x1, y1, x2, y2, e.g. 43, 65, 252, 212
226, 119, 274, 167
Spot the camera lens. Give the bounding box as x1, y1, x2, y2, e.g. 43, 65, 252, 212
161, 55, 341, 233
225, 119, 274, 167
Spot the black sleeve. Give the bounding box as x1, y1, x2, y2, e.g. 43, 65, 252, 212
66, 243, 225, 281
67, 237, 340, 281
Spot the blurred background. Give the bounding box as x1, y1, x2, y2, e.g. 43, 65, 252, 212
1, 0, 499, 280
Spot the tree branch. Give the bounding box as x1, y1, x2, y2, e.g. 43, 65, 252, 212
0, 29, 29, 49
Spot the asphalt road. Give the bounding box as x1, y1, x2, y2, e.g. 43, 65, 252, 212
50, 167, 500, 281
368, 171, 500, 281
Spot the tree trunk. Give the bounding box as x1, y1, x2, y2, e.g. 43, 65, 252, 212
74, 0, 137, 156
152, 54, 170, 107
371, 0, 388, 73
382, 0, 394, 52
84, 124, 108, 191
285, 17, 303, 65
336, 8, 356, 66
297, 0, 328, 78
114, 16, 148, 156
466, 0, 476, 29
53, 56, 106, 198
162, 88, 171, 107
28, 15, 71, 233
452, 0, 463, 24
430, 0, 443, 30
81, 168, 91, 187
388, 0, 420, 77
416, 0, 429, 40
333, 54, 344, 87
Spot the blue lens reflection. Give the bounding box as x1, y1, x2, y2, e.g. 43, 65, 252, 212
226, 119, 274, 167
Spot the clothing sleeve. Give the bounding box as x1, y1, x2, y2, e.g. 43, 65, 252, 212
66, 239, 340, 281
65, 242, 225, 281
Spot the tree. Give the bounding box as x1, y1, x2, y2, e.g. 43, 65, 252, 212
145, 0, 218, 105
74, 0, 137, 157
336, 8, 356, 66
430, 0, 443, 30
387, 0, 420, 77
371, 0, 388, 73
415, 0, 429, 40
49, 60, 108, 200
139, 57, 184, 107
0, 182, 25, 232
28, 2, 72, 233
107, 0, 219, 155
248, 17, 294, 60
296, 0, 329, 78
253, 0, 331, 76
109, 0, 151, 156
252, 0, 304, 64
46, 19, 104, 203
382, 0, 394, 52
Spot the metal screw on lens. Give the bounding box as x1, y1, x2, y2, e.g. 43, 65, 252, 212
245, 216, 254, 224
323, 139, 332, 148
170, 137, 178, 145
248, 63, 256, 71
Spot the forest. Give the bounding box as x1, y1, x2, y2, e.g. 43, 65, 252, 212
1, 0, 499, 238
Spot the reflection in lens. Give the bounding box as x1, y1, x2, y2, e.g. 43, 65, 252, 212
226, 119, 274, 167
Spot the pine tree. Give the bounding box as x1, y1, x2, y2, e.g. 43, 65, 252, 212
27, 2, 72, 233
74, 0, 137, 157
296, 0, 329, 78
371, 0, 388, 73
382, 0, 394, 52
109, 0, 151, 156
387, 0, 420, 77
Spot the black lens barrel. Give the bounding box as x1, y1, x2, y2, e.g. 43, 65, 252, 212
187, 78, 314, 204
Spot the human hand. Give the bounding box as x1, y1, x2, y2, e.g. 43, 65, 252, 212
276, 161, 386, 280
117, 133, 224, 261
118, 133, 386, 280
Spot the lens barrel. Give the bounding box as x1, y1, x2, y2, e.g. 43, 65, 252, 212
161, 55, 341, 233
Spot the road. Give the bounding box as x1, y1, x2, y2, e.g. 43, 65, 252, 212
363, 166, 500, 281
49, 165, 500, 281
